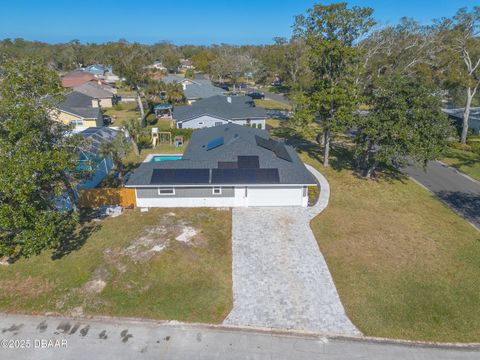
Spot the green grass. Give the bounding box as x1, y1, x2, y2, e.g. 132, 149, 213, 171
302, 148, 480, 342
441, 148, 480, 182
0, 208, 232, 323
255, 99, 291, 111
104, 102, 141, 127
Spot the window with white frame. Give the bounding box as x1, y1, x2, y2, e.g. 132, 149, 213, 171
71, 119, 84, 126
212, 187, 222, 195
158, 187, 175, 195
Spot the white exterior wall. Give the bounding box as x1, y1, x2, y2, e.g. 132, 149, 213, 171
135, 186, 307, 208
178, 116, 266, 130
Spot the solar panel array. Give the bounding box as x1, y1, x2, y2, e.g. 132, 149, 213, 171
254, 136, 292, 162
150, 169, 210, 184
212, 168, 279, 184
218, 161, 238, 169
237, 156, 260, 168
206, 136, 224, 151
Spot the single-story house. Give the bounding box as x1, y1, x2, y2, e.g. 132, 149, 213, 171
126, 124, 316, 207
77, 127, 120, 189
73, 82, 117, 108
61, 71, 97, 88
442, 107, 480, 134
162, 75, 225, 104
174, 95, 267, 129
52, 91, 103, 129
147, 61, 167, 71
179, 58, 194, 70
83, 64, 112, 78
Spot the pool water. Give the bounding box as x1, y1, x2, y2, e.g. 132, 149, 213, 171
152, 155, 182, 162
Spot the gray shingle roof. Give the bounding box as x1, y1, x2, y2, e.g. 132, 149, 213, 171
57, 91, 101, 119
73, 82, 114, 99
174, 95, 267, 122
126, 123, 315, 186
184, 83, 225, 100
79, 127, 120, 153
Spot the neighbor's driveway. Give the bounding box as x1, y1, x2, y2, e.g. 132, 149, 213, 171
224, 165, 359, 335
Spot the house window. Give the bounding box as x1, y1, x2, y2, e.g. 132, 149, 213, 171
215, 122, 223, 126
212, 187, 222, 195
158, 187, 175, 195
178, 122, 183, 129
71, 119, 84, 126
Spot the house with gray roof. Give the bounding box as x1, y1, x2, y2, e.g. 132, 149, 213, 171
174, 95, 267, 129
126, 123, 316, 207
73, 82, 116, 108
162, 75, 225, 103
52, 91, 103, 129
442, 107, 480, 134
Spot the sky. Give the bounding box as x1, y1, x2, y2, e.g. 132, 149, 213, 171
0, 0, 477, 45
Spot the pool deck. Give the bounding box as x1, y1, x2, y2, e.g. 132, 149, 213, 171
143, 153, 184, 163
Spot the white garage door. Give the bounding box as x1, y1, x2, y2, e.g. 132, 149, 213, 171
247, 187, 303, 207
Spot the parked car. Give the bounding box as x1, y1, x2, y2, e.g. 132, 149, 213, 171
271, 80, 282, 87
246, 91, 265, 99
103, 115, 112, 126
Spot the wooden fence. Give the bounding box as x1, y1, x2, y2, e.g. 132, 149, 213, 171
78, 188, 136, 209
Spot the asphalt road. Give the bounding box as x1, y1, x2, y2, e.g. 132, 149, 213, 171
246, 86, 291, 106
403, 161, 480, 229
0, 313, 478, 359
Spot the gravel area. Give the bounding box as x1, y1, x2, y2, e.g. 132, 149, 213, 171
224, 165, 360, 335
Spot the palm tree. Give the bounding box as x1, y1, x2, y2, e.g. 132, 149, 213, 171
123, 118, 142, 155
98, 133, 131, 180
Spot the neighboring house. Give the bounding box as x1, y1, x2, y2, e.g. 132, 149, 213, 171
174, 95, 267, 129
442, 107, 480, 134
52, 91, 103, 129
179, 58, 194, 70
73, 82, 116, 108
147, 61, 167, 71
61, 71, 97, 88
162, 75, 225, 103
83, 64, 111, 78
126, 124, 316, 207
77, 127, 119, 189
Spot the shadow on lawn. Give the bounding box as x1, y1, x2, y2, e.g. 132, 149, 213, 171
51, 210, 102, 260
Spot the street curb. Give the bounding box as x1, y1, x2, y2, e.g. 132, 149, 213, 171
1, 312, 479, 351
436, 160, 480, 185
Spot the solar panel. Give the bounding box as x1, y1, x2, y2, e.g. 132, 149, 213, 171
255, 135, 292, 162
150, 169, 210, 184
237, 156, 260, 168
206, 136, 224, 151
212, 168, 279, 184
218, 161, 238, 169
255, 135, 274, 151
273, 144, 292, 162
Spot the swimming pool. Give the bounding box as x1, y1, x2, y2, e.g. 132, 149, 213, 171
151, 155, 183, 162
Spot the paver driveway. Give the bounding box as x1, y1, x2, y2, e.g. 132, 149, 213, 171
224, 166, 360, 335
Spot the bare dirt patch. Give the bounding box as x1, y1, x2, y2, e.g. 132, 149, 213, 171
104, 219, 201, 266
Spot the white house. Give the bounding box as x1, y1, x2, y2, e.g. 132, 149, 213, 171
125, 124, 316, 207
174, 95, 267, 130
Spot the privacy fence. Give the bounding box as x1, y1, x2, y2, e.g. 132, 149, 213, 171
78, 188, 136, 209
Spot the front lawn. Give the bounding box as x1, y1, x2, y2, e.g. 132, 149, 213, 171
255, 99, 291, 111
0, 208, 232, 323
302, 148, 480, 342
441, 148, 480, 182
